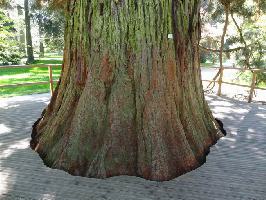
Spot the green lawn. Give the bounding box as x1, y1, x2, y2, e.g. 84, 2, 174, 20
0, 58, 62, 98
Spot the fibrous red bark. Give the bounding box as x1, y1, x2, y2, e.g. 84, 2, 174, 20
31, 0, 223, 181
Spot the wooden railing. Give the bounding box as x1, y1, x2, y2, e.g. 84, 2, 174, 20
1, 64, 265, 103
0, 64, 62, 95
202, 66, 266, 103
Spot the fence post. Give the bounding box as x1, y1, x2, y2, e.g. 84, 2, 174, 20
48, 65, 53, 96
248, 71, 257, 103
217, 67, 224, 96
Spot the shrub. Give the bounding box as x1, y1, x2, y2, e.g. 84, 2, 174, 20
0, 10, 22, 65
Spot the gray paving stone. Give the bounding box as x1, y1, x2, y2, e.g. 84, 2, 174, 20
0, 93, 265, 200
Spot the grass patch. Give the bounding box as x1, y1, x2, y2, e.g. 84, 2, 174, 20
0, 83, 58, 98
32, 59, 62, 65
0, 58, 62, 98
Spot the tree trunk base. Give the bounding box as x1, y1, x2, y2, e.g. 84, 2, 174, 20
30, 0, 224, 182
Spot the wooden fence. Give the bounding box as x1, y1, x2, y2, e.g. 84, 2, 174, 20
0, 64, 62, 96
202, 66, 266, 103
0, 64, 265, 103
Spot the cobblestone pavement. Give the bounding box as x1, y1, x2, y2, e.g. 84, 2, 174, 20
0, 93, 265, 200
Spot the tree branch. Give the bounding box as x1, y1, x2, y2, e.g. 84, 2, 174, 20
231, 12, 250, 69
199, 45, 245, 53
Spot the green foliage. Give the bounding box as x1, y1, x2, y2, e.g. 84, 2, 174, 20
0, 10, 22, 65
200, 52, 208, 63
200, 51, 218, 64
237, 70, 266, 87
199, 34, 220, 64
201, 0, 266, 84
31, 3, 65, 53
231, 18, 266, 79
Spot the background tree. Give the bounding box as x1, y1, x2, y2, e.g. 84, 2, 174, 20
17, 4, 26, 55
24, 0, 34, 63
31, 0, 223, 181
31, 2, 65, 57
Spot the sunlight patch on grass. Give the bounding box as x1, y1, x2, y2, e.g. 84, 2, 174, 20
0, 59, 62, 98
0, 83, 58, 98
0, 73, 31, 80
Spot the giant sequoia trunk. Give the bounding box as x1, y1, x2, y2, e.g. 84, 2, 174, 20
31, 0, 223, 181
